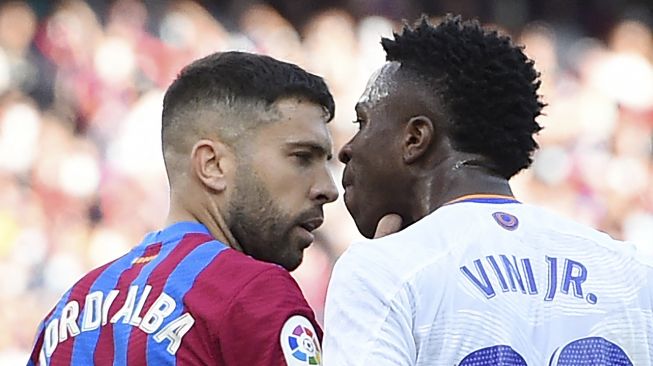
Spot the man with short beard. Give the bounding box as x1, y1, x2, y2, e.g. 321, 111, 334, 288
29, 51, 338, 366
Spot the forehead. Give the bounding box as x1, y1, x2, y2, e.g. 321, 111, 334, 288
259, 97, 333, 150
357, 62, 400, 109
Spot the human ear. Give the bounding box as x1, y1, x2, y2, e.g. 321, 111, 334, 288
190, 139, 233, 192
403, 115, 434, 164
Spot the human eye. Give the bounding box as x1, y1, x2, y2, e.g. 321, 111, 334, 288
291, 151, 313, 166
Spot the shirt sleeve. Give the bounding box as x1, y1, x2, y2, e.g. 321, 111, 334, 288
323, 243, 416, 366
218, 266, 323, 366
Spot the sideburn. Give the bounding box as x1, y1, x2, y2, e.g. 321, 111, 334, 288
226, 162, 290, 263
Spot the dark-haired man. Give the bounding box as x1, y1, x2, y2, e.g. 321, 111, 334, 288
29, 51, 337, 365
323, 16, 653, 365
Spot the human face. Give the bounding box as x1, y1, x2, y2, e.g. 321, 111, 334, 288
227, 98, 338, 271
339, 63, 410, 238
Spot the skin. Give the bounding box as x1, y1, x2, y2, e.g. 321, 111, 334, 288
166, 97, 338, 270
339, 62, 514, 238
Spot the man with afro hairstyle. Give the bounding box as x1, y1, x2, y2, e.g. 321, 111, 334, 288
324, 15, 653, 365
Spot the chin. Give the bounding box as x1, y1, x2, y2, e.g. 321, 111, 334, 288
352, 218, 375, 239
360, 229, 375, 239
282, 257, 302, 272
277, 248, 304, 271
345, 203, 372, 238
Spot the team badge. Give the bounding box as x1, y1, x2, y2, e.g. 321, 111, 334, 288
280, 315, 321, 365
492, 212, 519, 231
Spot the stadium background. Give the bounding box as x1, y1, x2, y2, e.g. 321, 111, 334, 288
0, 0, 651, 362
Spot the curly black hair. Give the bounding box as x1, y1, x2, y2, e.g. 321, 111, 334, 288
382, 15, 544, 179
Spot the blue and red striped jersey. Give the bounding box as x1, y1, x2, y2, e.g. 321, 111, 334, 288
28, 221, 321, 365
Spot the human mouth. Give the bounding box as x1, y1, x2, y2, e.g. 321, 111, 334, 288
342, 167, 353, 189
299, 217, 323, 233
296, 217, 323, 246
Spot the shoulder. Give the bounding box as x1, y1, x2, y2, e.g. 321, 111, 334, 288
328, 229, 424, 309
325, 234, 420, 365
201, 247, 298, 290
520, 204, 647, 257
333, 210, 456, 283
232, 257, 306, 303
332, 237, 398, 288
208, 249, 312, 316
215, 253, 322, 365
187, 246, 311, 310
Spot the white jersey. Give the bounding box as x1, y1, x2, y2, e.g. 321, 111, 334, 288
323, 196, 653, 365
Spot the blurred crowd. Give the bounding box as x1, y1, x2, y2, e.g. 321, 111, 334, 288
0, 0, 651, 363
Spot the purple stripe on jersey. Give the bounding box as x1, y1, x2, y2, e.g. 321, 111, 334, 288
120, 223, 212, 364
110, 236, 194, 365
29, 307, 55, 365
174, 251, 249, 364
65, 243, 150, 365
32, 289, 72, 365
92, 322, 114, 365
108, 240, 176, 365
145, 239, 227, 365
34, 252, 129, 365
91, 243, 162, 365
454, 197, 521, 204
125, 232, 217, 365
49, 258, 122, 366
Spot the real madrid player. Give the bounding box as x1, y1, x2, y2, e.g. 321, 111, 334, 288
324, 15, 653, 365
28, 51, 337, 365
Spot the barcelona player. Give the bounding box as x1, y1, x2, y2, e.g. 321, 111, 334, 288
29, 51, 337, 365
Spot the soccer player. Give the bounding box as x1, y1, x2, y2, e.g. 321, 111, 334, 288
323, 15, 653, 365
28, 51, 338, 365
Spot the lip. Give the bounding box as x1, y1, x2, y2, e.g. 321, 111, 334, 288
299, 217, 324, 232
295, 216, 323, 248
296, 226, 315, 248
342, 169, 353, 188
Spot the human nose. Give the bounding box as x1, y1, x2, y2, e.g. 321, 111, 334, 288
311, 165, 339, 204
338, 140, 352, 164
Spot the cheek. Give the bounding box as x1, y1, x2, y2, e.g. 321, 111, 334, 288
354, 143, 398, 188
265, 174, 308, 211
255, 159, 307, 203
351, 142, 405, 207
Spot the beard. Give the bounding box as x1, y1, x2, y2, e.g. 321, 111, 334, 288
226, 165, 304, 271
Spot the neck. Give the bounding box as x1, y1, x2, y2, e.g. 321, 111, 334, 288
435, 172, 514, 207
408, 163, 514, 224
165, 191, 243, 251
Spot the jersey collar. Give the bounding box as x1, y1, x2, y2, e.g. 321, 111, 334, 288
143, 221, 212, 244
445, 194, 521, 205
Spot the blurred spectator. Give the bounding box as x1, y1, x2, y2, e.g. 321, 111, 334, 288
0, 1, 652, 363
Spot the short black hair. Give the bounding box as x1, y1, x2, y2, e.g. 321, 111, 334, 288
161, 51, 335, 155
382, 15, 544, 179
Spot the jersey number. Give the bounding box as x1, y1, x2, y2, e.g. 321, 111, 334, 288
459, 337, 633, 365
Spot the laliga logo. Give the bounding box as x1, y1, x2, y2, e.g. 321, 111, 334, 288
281, 315, 322, 366
288, 325, 320, 365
